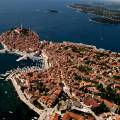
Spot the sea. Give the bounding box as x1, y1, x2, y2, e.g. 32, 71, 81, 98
0, 0, 120, 120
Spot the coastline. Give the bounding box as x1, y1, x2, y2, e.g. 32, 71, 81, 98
0, 35, 119, 57
0, 28, 120, 120
0, 42, 9, 53
7, 72, 43, 115
6, 67, 57, 120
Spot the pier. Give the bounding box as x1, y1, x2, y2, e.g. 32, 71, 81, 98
16, 55, 28, 61
16, 52, 43, 62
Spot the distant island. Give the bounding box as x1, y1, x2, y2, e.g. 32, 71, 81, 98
68, 3, 120, 24
48, 9, 59, 14
0, 28, 120, 120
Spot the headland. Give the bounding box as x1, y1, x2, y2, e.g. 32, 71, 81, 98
0, 28, 120, 120
68, 3, 120, 24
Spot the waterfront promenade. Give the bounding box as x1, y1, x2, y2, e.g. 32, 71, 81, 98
6, 65, 54, 120
7, 72, 43, 117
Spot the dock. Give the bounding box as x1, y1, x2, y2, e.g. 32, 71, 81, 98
16, 52, 42, 62
16, 55, 28, 61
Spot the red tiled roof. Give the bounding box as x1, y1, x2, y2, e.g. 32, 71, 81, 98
83, 96, 99, 108
62, 112, 84, 120
103, 99, 113, 108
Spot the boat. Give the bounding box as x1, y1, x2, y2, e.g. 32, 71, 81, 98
0, 77, 4, 80
4, 91, 8, 94
9, 111, 13, 114
34, 117, 38, 120
0, 74, 6, 77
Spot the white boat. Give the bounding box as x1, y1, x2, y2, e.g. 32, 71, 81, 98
9, 111, 13, 114
4, 73, 9, 76
0, 77, 4, 80
34, 117, 38, 120
2, 117, 6, 120
4, 91, 8, 94
0, 74, 6, 77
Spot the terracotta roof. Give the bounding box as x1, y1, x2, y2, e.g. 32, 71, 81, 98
62, 112, 84, 120
83, 96, 99, 108
103, 99, 113, 108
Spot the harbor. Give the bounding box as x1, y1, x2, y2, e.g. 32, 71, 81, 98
0, 0, 120, 119
0, 27, 120, 119
0, 73, 39, 120
0, 46, 44, 120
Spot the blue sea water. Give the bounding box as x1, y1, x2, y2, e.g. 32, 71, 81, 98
0, 0, 120, 120
0, 54, 39, 120
0, 0, 120, 52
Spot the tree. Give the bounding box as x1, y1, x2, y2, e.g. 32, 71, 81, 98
92, 102, 110, 115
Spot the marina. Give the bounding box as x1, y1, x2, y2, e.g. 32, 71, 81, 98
0, 25, 120, 119
0, 46, 43, 120
0, 0, 120, 120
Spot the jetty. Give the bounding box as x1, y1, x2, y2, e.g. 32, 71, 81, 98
16, 52, 42, 62
16, 54, 28, 61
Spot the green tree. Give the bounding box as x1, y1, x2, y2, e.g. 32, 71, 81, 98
92, 102, 109, 115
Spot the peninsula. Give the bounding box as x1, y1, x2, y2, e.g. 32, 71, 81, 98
0, 28, 120, 120
68, 3, 120, 24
